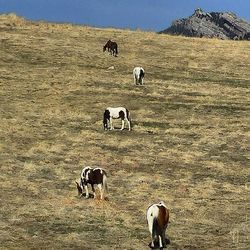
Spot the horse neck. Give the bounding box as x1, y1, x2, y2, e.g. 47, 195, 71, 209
103, 109, 110, 121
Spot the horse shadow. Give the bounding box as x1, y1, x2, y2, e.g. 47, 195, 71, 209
104, 126, 131, 132
148, 238, 171, 249
78, 193, 109, 201
78, 193, 94, 199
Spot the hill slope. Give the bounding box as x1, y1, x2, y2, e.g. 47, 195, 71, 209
0, 14, 249, 249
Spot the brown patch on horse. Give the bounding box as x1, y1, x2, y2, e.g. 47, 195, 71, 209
118, 110, 125, 120
157, 205, 169, 229
88, 168, 107, 185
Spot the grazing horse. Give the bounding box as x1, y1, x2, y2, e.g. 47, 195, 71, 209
76, 167, 108, 200
103, 107, 131, 131
133, 67, 145, 85
103, 40, 118, 56
147, 201, 169, 249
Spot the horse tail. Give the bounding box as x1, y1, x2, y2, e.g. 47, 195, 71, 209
126, 108, 132, 130
103, 173, 108, 194
126, 108, 131, 123
76, 181, 83, 195
115, 43, 118, 55
152, 217, 159, 240
140, 69, 144, 79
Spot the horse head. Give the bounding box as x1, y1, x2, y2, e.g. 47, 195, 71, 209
75, 181, 83, 195
103, 109, 110, 130
103, 118, 108, 130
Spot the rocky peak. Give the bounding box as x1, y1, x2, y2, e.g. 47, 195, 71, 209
193, 8, 212, 20
159, 9, 250, 40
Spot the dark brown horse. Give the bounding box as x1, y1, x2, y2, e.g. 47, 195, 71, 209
103, 40, 118, 56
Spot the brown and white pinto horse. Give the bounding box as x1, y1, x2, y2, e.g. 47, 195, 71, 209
76, 167, 108, 200
147, 201, 169, 249
103, 107, 131, 131
103, 40, 118, 56
133, 66, 145, 85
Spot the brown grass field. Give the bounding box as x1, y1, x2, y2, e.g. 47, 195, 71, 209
0, 14, 249, 249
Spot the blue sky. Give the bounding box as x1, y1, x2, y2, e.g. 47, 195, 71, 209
0, 0, 249, 31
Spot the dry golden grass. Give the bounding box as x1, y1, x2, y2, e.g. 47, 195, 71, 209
0, 14, 249, 249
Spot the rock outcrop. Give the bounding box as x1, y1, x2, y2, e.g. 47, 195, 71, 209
160, 8, 250, 40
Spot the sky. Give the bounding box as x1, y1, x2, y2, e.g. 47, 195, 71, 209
0, 0, 249, 31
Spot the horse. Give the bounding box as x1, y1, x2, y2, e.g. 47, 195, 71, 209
133, 67, 145, 85
147, 201, 170, 249
103, 40, 118, 56
76, 167, 108, 200
103, 107, 131, 131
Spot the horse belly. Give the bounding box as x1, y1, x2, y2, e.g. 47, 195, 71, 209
111, 114, 120, 119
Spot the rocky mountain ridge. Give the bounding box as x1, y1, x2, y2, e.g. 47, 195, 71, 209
160, 8, 250, 40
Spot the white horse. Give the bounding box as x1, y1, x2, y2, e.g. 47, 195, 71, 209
147, 201, 169, 249
103, 107, 131, 131
133, 67, 145, 85
76, 166, 108, 200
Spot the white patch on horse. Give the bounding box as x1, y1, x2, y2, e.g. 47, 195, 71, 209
133, 67, 145, 85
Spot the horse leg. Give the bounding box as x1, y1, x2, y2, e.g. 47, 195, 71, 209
110, 117, 113, 130
91, 184, 96, 199
126, 118, 131, 131
121, 119, 125, 130
162, 228, 168, 247
150, 237, 155, 249
84, 185, 89, 199
134, 76, 138, 85
97, 184, 104, 200
159, 234, 163, 249
139, 77, 142, 85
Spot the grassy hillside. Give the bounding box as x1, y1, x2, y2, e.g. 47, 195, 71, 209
0, 14, 249, 249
